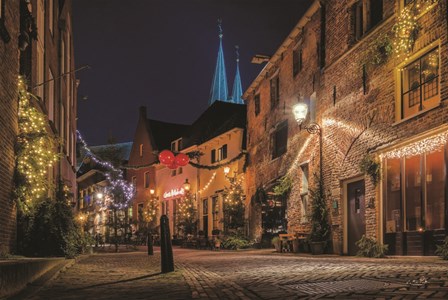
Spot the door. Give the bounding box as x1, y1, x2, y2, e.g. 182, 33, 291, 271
347, 180, 366, 256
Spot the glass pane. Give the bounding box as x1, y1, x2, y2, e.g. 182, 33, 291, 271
422, 48, 439, 101
403, 60, 420, 94
405, 155, 422, 231
386, 159, 402, 233
425, 147, 445, 230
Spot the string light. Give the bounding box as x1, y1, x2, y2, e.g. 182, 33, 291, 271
380, 131, 448, 159
223, 174, 245, 206
77, 130, 134, 209
16, 76, 58, 207
197, 172, 217, 194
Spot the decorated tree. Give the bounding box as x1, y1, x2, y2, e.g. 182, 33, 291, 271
223, 175, 245, 234
177, 193, 197, 236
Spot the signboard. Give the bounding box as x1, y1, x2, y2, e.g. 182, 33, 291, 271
163, 188, 185, 199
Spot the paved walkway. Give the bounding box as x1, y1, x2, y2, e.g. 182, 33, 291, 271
21, 248, 448, 299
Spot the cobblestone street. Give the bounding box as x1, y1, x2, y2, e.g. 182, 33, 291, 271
19, 247, 448, 299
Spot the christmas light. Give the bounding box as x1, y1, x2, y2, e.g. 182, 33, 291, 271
380, 131, 448, 159
197, 172, 217, 194
15, 76, 59, 207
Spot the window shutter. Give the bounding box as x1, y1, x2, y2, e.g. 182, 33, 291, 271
222, 144, 228, 159
211, 149, 216, 163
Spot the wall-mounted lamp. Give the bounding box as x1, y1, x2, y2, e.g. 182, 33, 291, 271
183, 178, 191, 192
223, 166, 230, 175
96, 192, 103, 199
292, 102, 320, 135
150, 189, 155, 195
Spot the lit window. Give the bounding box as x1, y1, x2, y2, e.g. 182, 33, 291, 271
401, 47, 439, 119
139, 144, 143, 157
132, 176, 137, 188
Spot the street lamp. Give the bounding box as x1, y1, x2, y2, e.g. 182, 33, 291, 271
96, 192, 103, 199
183, 178, 191, 192
150, 189, 155, 195
292, 101, 322, 176
223, 166, 230, 176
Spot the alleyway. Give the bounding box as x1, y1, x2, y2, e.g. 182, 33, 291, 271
20, 248, 448, 300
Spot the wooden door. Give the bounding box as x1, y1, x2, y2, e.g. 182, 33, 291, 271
347, 180, 366, 256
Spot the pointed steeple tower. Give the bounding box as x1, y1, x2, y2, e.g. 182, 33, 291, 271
209, 19, 228, 106
230, 45, 244, 104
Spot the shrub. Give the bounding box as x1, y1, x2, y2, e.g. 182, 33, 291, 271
435, 238, 448, 260
355, 235, 388, 258
222, 235, 252, 250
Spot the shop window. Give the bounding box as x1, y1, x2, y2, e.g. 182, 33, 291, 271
271, 122, 288, 159
293, 48, 302, 77
270, 75, 280, 110
384, 144, 446, 233
254, 94, 260, 116
401, 47, 440, 119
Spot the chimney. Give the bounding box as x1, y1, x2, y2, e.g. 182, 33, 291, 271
139, 106, 147, 119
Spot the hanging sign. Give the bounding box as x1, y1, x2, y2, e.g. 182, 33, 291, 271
163, 188, 185, 199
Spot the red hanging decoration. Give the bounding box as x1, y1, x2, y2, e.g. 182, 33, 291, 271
175, 153, 189, 167
158, 150, 175, 165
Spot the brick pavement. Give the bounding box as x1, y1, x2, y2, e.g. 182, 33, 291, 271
21, 248, 448, 300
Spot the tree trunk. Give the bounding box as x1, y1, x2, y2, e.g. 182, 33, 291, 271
113, 209, 118, 252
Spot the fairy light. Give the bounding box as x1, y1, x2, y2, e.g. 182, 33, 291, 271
223, 174, 245, 206
197, 172, 217, 194
380, 131, 448, 159
77, 130, 134, 209
178, 193, 195, 220
16, 76, 59, 206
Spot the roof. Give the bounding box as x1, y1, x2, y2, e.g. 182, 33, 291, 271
146, 119, 189, 151
183, 101, 246, 148
76, 142, 133, 176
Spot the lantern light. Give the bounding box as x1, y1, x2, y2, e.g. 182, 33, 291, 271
292, 102, 308, 125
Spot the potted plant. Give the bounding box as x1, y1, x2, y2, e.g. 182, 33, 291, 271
309, 174, 330, 255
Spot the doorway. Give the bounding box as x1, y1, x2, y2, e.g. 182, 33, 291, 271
347, 180, 366, 256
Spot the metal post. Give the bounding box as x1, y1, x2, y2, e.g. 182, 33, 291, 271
160, 215, 174, 273
147, 230, 153, 255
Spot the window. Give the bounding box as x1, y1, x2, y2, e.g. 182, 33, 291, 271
128, 207, 133, 219
132, 176, 137, 188
203, 199, 208, 215
48, 69, 55, 121
139, 144, 143, 157
48, 0, 53, 35
384, 144, 446, 233
178, 167, 183, 174
401, 47, 440, 119
270, 76, 280, 109
177, 139, 182, 151
300, 164, 309, 223
271, 122, 288, 159
0, 0, 9, 43
171, 141, 176, 152
293, 48, 302, 77
171, 169, 176, 177
212, 196, 219, 230
144, 172, 150, 188
404, 0, 415, 6
254, 94, 260, 116
352, 0, 383, 41
211, 149, 216, 164
171, 138, 182, 152
138, 203, 144, 222
217, 144, 227, 162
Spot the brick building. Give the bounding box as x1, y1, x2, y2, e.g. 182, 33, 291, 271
244, 0, 447, 255
0, 0, 20, 253
0, 0, 78, 253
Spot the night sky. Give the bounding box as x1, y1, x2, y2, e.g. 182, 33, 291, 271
73, 0, 313, 145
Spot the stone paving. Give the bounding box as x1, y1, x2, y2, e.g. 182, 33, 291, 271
22, 247, 448, 300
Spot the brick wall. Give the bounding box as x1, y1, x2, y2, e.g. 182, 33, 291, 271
0, 1, 20, 253
245, 0, 448, 252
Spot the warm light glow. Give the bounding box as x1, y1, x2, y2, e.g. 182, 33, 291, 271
150, 189, 155, 195
292, 102, 308, 125
96, 192, 103, 199
198, 172, 217, 194
223, 166, 230, 175
183, 178, 191, 191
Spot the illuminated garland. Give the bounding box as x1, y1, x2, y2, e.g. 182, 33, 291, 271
15, 76, 58, 209
393, 0, 440, 59
178, 194, 196, 219
224, 175, 245, 206
143, 196, 159, 225
189, 151, 247, 170
380, 131, 448, 159
197, 172, 217, 194
77, 130, 134, 209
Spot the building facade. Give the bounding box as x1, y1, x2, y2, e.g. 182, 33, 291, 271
244, 0, 447, 255
155, 101, 247, 238
0, 0, 77, 253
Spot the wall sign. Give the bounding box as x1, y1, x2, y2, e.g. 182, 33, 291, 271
163, 188, 185, 199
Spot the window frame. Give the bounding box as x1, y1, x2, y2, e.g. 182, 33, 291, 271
271, 122, 288, 159
399, 46, 440, 120
144, 171, 150, 189
254, 94, 261, 116
270, 75, 280, 110
293, 48, 303, 77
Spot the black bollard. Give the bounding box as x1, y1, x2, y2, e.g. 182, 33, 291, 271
147, 231, 154, 255
160, 215, 174, 273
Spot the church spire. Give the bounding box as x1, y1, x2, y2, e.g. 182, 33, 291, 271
209, 19, 228, 106
230, 45, 244, 105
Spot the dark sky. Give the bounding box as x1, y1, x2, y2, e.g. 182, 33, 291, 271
73, 0, 313, 145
